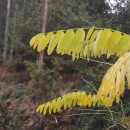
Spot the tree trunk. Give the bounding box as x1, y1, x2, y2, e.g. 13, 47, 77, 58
9, 0, 17, 60
3, 0, 11, 63
38, 0, 49, 64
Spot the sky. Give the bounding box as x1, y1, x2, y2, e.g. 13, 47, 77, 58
106, 0, 129, 13
109, 0, 117, 5
108, 0, 129, 5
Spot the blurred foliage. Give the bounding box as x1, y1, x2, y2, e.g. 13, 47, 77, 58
25, 58, 63, 90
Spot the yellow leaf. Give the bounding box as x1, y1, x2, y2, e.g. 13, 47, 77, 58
37, 32, 53, 52
51, 99, 57, 113
125, 58, 130, 89
77, 92, 82, 105
72, 92, 77, 106
82, 96, 88, 107
103, 97, 110, 106
69, 28, 85, 54
99, 78, 114, 97
120, 65, 125, 96
43, 102, 50, 115
115, 34, 130, 56
79, 92, 87, 106
47, 30, 65, 55
86, 27, 94, 40
72, 51, 76, 61
57, 29, 74, 54
30, 36, 36, 47
87, 94, 93, 107
30, 33, 43, 48
92, 95, 97, 107
62, 95, 68, 109
68, 94, 73, 108
83, 46, 87, 57
93, 29, 112, 55
36, 104, 44, 113
57, 97, 63, 111
109, 87, 116, 101
116, 71, 121, 94
90, 30, 98, 41
107, 31, 122, 57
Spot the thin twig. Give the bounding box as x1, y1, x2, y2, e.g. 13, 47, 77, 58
54, 116, 58, 123
120, 100, 130, 129
106, 124, 116, 130
51, 112, 109, 118
88, 58, 113, 65
115, 120, 128, 130
39, 25, 128, 36
81, 76, 97, 93
107, 107, 120, 130
103, 117, 128, 130
80, 17, 97, 29
53, 49, 113, 66
74, 108, 123, 116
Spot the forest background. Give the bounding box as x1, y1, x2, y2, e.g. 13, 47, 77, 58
0, 0, 130, 130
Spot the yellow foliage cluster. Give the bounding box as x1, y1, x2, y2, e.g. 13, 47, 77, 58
30, 27, 130, 60
36, 92, 112, 115
97, 52, 130, 103
30, 27, 130, 116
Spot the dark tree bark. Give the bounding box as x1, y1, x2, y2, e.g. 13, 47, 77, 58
38, 0, 49, 64
3, 0, 11, 63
